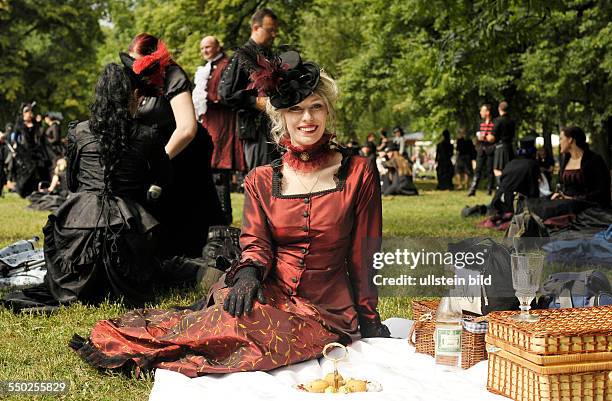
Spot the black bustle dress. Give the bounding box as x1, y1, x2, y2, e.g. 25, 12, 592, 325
3, 121, 171, 310
136, 64, 225, 258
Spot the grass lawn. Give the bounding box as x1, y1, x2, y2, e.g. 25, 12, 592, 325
0, 181, 497, 400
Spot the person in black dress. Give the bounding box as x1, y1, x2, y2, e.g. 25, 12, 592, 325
3, 63, 171, 311
455, 128, 476, 190
435, 129, 454, 190
26, 157, 70, 212
12, 103, 52, 197
527, 126, 610, 221
382, 143, 419, 196
121, 33, 224, 259
44, 112, 65, 158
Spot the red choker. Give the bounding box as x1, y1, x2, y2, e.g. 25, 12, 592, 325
281, 133, 335, 172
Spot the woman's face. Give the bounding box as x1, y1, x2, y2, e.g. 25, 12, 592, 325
282, 95, 327, 147
559, 131, 572, 153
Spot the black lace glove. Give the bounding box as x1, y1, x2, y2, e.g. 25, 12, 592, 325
359, 315, 391, 338
223, 266, 266, 317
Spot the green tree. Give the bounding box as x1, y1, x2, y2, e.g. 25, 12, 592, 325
0, 0, 104, 125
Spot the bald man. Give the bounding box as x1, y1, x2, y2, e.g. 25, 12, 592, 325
193, 36, 246, 224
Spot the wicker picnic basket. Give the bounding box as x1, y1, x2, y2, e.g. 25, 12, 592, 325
486, 306, 612, 401
408, 299, 488, 369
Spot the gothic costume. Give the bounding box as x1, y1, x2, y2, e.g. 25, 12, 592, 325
527, 149, 610, 223
4, 121, 170, 310
12, 118, 51, 198
45, 117, 65, 158
492, 114, 516, 171
26, 169, 70, 212
194, 52, 246, 224
435, 136, 454, 190
72, 52, 389, 378
468, 120, 495, 195
71, 147, 387, 377
455, 136, 476, 177
121, 51, 225, 258
218, 39, 280, 170
490, 138, 540, 215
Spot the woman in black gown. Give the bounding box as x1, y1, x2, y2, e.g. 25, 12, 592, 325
528, 126, 610, 222
3, 63, 171, 310
120, 34, 224, 258
12, 103, 51, 197
436, 129, 455, 190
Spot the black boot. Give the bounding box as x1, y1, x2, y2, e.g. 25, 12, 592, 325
198, 226, 242, 290
467, 175, 479, 197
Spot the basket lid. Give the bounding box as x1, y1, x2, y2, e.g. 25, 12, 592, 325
487, 306, 612, 357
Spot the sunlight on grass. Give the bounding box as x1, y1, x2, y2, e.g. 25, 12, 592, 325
0, 184, 496, 400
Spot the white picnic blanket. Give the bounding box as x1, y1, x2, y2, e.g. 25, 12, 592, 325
149, 318, 506, 401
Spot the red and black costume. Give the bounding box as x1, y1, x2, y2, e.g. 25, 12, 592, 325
469, 120, 496, 195
71, 51, 389, 378
196, 52, 247, 224
71, 149, 387, 377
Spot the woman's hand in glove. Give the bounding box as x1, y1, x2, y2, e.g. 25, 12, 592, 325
223, 266, 266, 317
359, 316, 391, 338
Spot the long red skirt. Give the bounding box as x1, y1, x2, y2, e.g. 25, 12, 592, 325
70, 285, 340, 378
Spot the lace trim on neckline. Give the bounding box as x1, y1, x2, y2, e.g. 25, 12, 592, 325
271, 149, 351, 199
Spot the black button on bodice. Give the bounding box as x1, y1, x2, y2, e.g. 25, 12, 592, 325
303, 198, 310, 204
303, 211, 309, 218
291, 277, 298, 283
288, 289, 293, 295
301, 248, 307, 254
302, 225, 308, 232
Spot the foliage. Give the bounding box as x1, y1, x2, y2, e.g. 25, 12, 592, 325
0, 0, 104, 126
1, 0, 609, 157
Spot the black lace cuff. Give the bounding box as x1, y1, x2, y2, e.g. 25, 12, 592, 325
224, 260, 263, 286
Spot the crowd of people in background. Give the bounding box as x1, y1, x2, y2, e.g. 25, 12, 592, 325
0, 103, 69, 206
0, 6, 610, 387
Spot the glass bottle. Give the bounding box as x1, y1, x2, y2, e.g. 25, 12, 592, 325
434, 293, 462, 369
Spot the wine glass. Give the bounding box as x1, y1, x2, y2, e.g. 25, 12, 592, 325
510, 253, 544, 322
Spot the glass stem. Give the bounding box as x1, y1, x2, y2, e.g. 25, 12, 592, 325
520, 303, 530, 317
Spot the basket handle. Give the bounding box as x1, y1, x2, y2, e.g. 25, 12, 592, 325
407, 312, 432, 347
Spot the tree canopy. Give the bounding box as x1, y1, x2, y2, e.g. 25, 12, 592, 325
1, 0, 610, 160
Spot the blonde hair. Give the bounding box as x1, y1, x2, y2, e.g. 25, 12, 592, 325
265, 70, 338, 145
387, 152, 412, 177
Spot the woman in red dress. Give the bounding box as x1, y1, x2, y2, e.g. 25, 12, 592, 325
71, 51, 390, 378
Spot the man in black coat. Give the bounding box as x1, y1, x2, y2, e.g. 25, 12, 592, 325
218, 8, 280, 171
